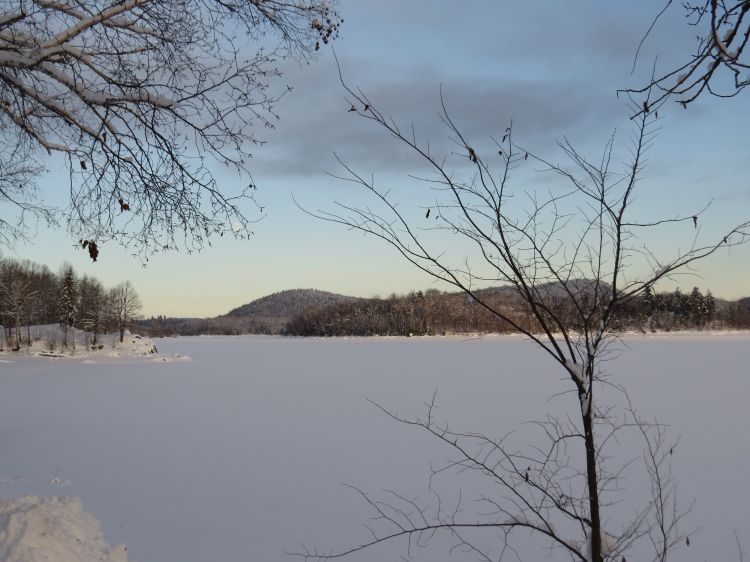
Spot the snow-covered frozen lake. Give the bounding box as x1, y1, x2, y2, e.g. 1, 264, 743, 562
1, 334, 748, 561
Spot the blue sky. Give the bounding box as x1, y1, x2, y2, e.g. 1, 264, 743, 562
6, 1, 749, 317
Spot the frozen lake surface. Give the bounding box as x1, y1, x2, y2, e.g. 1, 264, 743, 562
1, 334, 748, 561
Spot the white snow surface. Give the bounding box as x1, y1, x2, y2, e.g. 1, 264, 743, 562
0, 496, 130, 562
0, 333, 748, 561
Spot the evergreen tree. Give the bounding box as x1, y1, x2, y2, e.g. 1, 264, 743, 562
58, 264, 77, 348
705, 290, 716, 323
689, 287, 705, 327
642, 285, 655, 316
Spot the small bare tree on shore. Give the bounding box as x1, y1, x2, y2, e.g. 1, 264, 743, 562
0, 261, 36, 349
294, 72, 749, 561
107, 280, 142, 343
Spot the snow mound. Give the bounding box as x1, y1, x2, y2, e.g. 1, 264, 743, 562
0, 496, 130, 562
106, 333, 159, 358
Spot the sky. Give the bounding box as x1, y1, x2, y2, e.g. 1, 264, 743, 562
4, 0, 749, 317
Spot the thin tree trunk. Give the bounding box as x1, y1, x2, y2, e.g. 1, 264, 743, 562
583, 381, 602, 562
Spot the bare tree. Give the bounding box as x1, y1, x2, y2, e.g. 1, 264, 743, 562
78, 274, 105, 345
0, 0, 341, 256
295, 76, 750, 561
106, 280, 141, 343
0, 259, 37, 348
623, 0, 749, 112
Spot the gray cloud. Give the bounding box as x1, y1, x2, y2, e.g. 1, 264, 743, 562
244, 1, 713, 188
251, 55, 624, 182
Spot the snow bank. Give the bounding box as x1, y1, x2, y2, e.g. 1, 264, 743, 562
0, 496, 130, 562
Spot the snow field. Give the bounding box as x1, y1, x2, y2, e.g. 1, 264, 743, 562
0, 334, 748, 561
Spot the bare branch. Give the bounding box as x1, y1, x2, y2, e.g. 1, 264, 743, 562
622, 1, 750, 112
0, 0, 341, 255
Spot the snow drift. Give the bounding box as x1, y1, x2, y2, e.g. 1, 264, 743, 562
0, 496, 130, 562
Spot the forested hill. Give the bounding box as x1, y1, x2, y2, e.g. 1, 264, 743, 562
224, 289, 360, 319
136, 289, 360, 336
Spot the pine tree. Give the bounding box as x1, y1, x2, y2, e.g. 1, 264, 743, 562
58, 264, 77, 348
642, 285, 655, 316
689, 287, 705, 327
705, 290, 716, 323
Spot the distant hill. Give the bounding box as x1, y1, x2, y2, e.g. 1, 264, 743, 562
224, 289, 360, 319
135, 289, 361, 337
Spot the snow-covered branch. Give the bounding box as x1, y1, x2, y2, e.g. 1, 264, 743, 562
0, 0, 341, 256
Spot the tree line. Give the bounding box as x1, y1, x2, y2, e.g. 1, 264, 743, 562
0, 256, 142, 351
135, 315, 284, 338
136, 284, 749, 338
284, 286, 749, 337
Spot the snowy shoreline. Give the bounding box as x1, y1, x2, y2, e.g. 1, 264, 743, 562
144, 327, 750, 339
0, 325, 190, 363
252, 328, 750, 340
